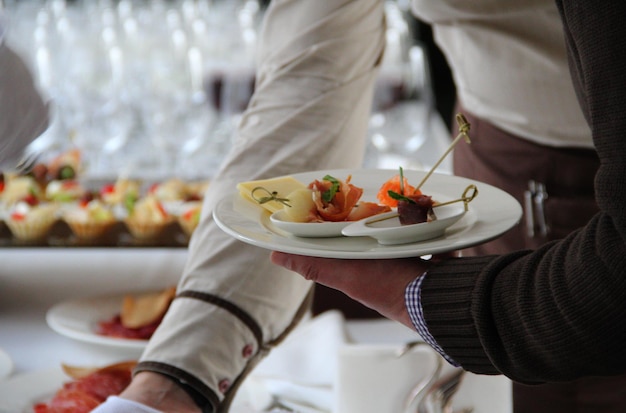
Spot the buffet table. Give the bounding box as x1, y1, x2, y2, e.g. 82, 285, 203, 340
0, 247, 512, 413
0, 113, 513, 412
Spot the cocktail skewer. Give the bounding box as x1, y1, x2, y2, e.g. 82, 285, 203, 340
414, 113, 472, 191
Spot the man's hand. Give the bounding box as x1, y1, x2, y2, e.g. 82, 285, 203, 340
270, 251, 431, 329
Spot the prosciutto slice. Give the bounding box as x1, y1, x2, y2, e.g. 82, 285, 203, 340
33, 363, 134, 413
308, 176, 363, 222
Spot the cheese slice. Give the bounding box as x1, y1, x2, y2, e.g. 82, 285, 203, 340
237, 176, 307, 213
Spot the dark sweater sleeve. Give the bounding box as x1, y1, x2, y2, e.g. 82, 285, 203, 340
420, 2, 626, 384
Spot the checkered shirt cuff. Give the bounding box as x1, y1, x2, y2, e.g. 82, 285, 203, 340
405, 274, 460, 367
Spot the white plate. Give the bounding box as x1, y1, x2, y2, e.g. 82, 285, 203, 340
46, 294, 149, 351
0, 348, 13, 380
213, 169, 522, 259
0, 368, 66, 413
341, 199, 466, 245
270, 210, 353, 238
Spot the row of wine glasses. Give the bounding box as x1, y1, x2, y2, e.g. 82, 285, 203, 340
3, 0, 261, 178
3, 0, 434, 178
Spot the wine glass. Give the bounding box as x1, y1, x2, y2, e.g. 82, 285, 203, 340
143, 91, 214, 177
60, 13, 134, 176
141, 31, 216, 178
70, 95, 135, 176
364, 43, 434, 171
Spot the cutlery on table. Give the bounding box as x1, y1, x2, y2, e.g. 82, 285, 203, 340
416, 368, 467, 413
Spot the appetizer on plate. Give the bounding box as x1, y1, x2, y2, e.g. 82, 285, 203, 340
238, 174, 391, 238
177, 201, 202, 237
32, 361, 136, 413
237, 169, 480, 243
44, 179, 87, 203
377, 169, 437, 225
4, 200, 59, 242
97, 287, 176, 340
99, 178, 141, 209
236, 169, 478, 243
341, 196, 469, 245
239, 174, 390, 223
63, 198, 117, 241
0, 148, 209, 246
123, 195, 175, 241
232, 115, 478, 242
342, 168, 478, 245
0, 174, 44, 206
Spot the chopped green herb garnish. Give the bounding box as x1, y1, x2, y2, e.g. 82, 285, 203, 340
387, 190, 416, 204
321, 175, 340, 203
386, 166, 415, 203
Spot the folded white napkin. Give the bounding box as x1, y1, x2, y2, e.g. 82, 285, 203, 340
233, 310, 349, 412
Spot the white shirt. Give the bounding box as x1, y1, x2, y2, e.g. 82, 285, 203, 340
412, 0, 592, 148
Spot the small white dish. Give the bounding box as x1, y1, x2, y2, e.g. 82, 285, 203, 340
342, 203, 466, 245
270, 209, 351, 238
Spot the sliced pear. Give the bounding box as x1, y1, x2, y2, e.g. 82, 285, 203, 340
283, 188, 316, 222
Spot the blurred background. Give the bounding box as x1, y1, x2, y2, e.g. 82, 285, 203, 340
1, 0, 455, 180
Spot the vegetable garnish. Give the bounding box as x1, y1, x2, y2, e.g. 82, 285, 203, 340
387, 167, 416, 204
251, 186, 292, 208
387, 190, 416, 204
368, 184, 478, 225
321, 175, 340, 203
124, 192, 139, 214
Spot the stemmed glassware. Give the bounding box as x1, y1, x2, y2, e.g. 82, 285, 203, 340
137, 6, 217, 177
142, 84, 215, 177
63, 19, 134, 175
3, 0, 423, 179
364, 41, 434, 171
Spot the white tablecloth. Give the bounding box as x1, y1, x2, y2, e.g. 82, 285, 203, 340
0, 248, 188, 373
0, 247, 511, 413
